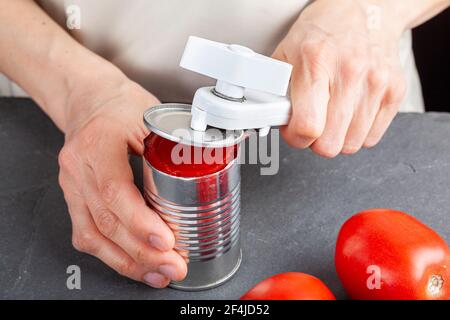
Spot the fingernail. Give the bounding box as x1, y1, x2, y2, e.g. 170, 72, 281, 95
342, 144, 359, 154
143, 272, 167, 288
159, 264, 179, 281
148, 235, 170, 251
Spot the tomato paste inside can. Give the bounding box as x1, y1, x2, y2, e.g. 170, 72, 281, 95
143, 132, 238, 177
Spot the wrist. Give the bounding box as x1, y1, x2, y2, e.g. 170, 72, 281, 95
353, 0, 405, 39
64, 67, 158, 139
52, 42, 130, 132
301, 0, 405, 45
371, 0, 450, 30
34, 26, 129, 132
64, 66, 129, 130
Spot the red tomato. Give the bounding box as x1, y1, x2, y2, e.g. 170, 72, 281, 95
335, 209, 450, 300
240, 272, 336, 300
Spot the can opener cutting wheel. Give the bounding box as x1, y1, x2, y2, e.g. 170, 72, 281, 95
180, 36, 293, 137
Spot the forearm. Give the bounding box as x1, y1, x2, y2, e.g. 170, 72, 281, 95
302, 0, 449, 45
0, 0, 126, 132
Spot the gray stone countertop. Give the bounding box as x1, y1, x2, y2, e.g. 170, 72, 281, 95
0, 98, 449, 299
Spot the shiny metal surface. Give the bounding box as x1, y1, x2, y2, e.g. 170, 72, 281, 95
143, 157, 242, 291
143, 104, 245, 148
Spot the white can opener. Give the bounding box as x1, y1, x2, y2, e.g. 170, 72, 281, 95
180, 36, 293, 137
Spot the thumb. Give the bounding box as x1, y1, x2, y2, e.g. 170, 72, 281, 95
90, 134, 175, 251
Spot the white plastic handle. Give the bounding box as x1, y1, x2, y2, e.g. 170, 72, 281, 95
180, 36, 292, 96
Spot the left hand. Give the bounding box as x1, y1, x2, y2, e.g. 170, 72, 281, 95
273, 0, 407, 157
58, 74, 187, 288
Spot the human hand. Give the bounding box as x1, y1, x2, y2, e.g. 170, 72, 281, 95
273, 0, 407, 157
58, 75, 187, 288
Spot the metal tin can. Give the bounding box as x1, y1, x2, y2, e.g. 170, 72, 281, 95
142, 104, 244, 290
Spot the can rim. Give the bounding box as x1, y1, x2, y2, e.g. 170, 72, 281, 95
143, 103, 245, 148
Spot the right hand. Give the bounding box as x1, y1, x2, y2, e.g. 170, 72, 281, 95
58, 74, 187, 288
272, 0, 407, 157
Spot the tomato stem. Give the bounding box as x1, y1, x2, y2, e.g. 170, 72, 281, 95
427, 275, 443, 296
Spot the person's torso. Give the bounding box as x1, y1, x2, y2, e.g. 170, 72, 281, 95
2, 0, 423, 111
38, 0, 308, 103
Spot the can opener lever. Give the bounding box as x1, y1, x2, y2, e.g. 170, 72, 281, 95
180, 36, 293, 137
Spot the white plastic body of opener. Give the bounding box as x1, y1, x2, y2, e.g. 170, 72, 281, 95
180, 36, 293, 136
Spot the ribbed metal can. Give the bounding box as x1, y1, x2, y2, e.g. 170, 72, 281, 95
143, 156, 241, 290
142, 104, 243, 291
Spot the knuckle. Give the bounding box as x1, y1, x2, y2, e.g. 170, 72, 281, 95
72, 232, 98, 254
135, 246, 151, 264
116, 258, 135, 277
58, 145, 78, 172
99, 179, 120, 205
292, 118, 324, 140
367, 68, 389, 91
342, 58, 366, 83
300, 41, 330, 76
95, 208, 119, 239
300, 40, 321, 58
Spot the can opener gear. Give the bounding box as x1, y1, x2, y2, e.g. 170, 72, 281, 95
180, 36, 293, 137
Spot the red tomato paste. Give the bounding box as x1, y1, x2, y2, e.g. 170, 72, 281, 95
143, 132, 237, 177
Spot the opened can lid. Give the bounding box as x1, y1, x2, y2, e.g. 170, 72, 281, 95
143, 104, 245, 148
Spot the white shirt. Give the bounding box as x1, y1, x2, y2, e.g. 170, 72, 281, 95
0, 0, 424, 112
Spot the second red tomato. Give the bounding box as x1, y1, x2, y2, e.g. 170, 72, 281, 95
240, 272, 336, 300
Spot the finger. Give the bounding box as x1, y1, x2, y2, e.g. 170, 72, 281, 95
87, 138, 175, 251
342, 68, 388, 154
364, 79, 406, 148
362, 106, 396, 148
281, 76, 330, 148
311, 84, 358, 157
275, 44, 331, 148
81, 166, 187, 281
62, 177, 170, 288
311, 55, 366, 157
